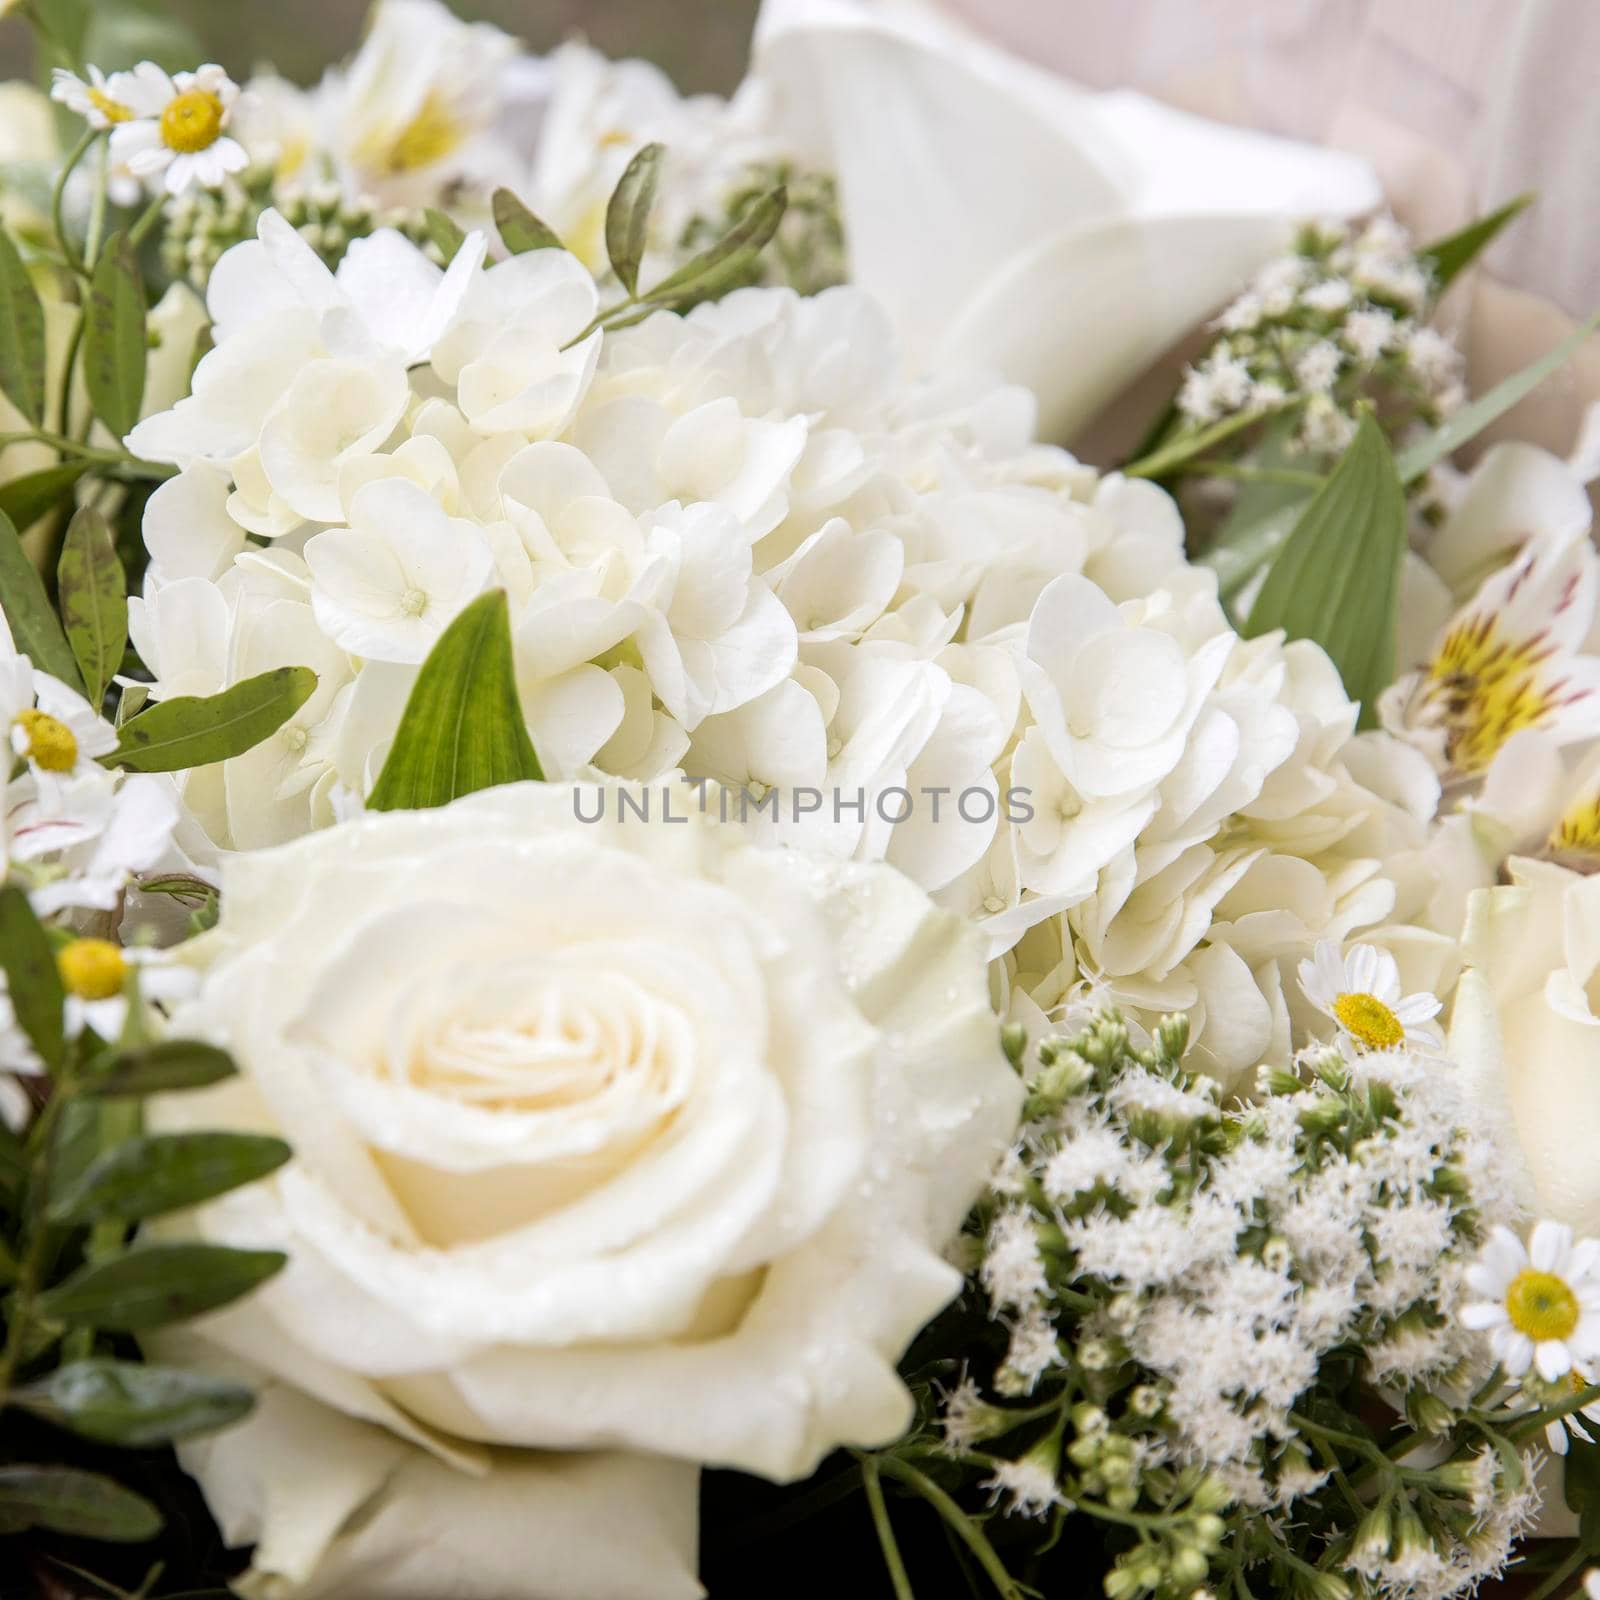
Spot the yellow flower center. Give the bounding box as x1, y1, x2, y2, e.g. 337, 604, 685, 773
385, 91, 463, 174
14, 709, 78, 772
1420, 615, 1561, 775
1505, 1268, 1581, 1343
1331, 991, 1404, 1052
161, 88, 226, 154
88, 87, 133, 125
57, 938, 128, 1002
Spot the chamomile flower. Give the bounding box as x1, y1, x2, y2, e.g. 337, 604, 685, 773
1297, 940, 1444, 1057
1461, 1222, 1600, 1380
2, 656, 117, 799
50, 65, 139, 130
55, 937, 196, 1043
110, 64, 248, 196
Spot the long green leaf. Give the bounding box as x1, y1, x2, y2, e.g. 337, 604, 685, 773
0, 459, 91, 532
645, 185, 787, 304
84, 1037, 236, 1097
1420, 192, 1535, 296
15, 1359, 254, 1446
0, 1465, 161, 1542
0, 225, 46, 426
48, 1131, 291, 1224
1396, 309, 1600, 484
0, 883, 64, 1071
492, 188, 563, 255
36, 1243, 288, 1331
105, 665, 316, 772
367, 588, 543, 811
0, 505, 83, 689
83, 231, 147, 440
1245, 411, 1406, 722
605, 142, 663, 297
57, 504, 127, 705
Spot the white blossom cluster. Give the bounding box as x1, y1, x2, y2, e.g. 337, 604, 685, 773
951, 1011, 1537, 1600
1177, 217, 1465, 455
121, 201, 1457, 1085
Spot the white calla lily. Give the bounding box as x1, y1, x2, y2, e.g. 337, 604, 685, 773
753, 0, 1380, 438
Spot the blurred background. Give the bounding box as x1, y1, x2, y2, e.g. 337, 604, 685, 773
0, 0, 761, 93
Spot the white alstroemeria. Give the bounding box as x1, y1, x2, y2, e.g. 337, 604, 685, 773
632, 502, 797, 730
49, 65, 139, 130
430, 249, 601, 438
1461, 1222, 1600, 1381
307, 479, 497, 664
55, 935, 197, 1043
1298, 941, 1444, 1058
323, 0, 521, 208
1381, 532, 1600, 783
1422, 439, 1596, 597
1, 654, 117, 800
1020, 574, 1230, 803
109, 63, 248, 195
753, 0, 1378, 437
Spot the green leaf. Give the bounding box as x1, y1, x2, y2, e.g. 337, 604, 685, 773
49, 1132, 291, 1225
1420, 192, 1535, 295
367, 589, 543, 812
15, 1359, 254, 1446
0, 1465, 161, 1542
57, 505, 127, 706
424, 207, 467, 265
36, 1243, 288, 1331
84, 1038, 236, 1097
1396, 308, 1600, 484
492, 188, 563, 255
1244, 411, 1406, 722
83, 231, 147, 440
105, 665, 317, 773
605, 141, 663, 297
0, 505, 84, 690
645, 185, 787, 304
0, 458, 91, 532
0, 882, 63, 1072
0, 225, 46, 426
1199, 413, 1316, 606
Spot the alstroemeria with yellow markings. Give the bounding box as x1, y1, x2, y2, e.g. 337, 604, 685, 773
1381, 532, 1600, 784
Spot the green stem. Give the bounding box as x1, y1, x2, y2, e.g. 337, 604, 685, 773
84, 141, 110, 272
126, 194, 166, 251
1168, 459, 1326, 490
1510, 1381, 1600, 1445
872, 1455, 1025, 1600
56, 311, 84, 438
0, 429, 168, 475
0, 1064, 77, 1413
51, 128, 99, 279
862, 1456, 917, 1600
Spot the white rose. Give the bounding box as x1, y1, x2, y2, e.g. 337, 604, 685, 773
153, 781, 1021, 1594
1451, 856, 1600, 1234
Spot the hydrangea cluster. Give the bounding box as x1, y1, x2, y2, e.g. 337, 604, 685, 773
1177, 217, 1465, 455
123, 201, 1456, 1085
934, 1008, 1542, 1600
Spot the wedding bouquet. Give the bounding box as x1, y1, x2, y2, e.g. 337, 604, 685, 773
1, 0, 1599, 1596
